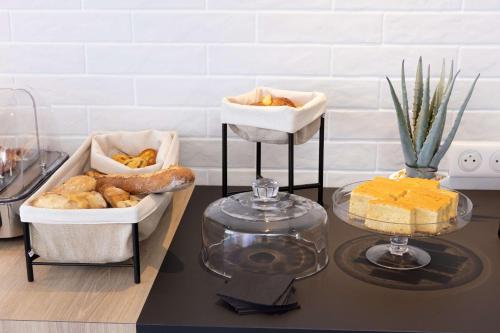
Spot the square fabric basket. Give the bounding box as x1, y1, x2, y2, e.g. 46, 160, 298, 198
20, 130, 179, 264
221, 87, 326, 144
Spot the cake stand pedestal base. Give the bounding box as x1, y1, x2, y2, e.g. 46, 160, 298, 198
365, 236, 431, 270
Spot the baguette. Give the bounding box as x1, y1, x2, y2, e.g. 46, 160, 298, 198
96, 166, 195, 195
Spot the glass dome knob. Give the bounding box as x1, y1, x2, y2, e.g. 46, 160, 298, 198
252, 178, 279, 200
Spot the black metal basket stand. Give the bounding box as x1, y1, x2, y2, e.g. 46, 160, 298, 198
221, 115, 325, 206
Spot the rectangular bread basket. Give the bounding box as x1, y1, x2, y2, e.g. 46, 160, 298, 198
20, 131, 179, 263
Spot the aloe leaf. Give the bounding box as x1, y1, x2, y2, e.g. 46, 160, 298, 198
433, 61, 455, 149
386, 76, 417, 166
417, 70, 460, 166
415, 65, 431, 154
428, 89, 438, 127
430, 73, 480, 168
429, 60, 446, 128
401, 60, 412, 139
411, 57, 423, 136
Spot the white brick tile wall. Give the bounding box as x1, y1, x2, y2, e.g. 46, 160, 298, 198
0, 0, 81, 9
0, 12, 10, 41
257, 78, 380, 108
14, 76, 135, 105
135, 77, 255, 106
0, 45, 85, 73
335, 0, 461, 10
38, 106, 88, 136
455, 111, 500, 140
208, 45, 331, 75
384, 14, 500, 44
258, 13, 382, 44
460, 47, 500, 77
180, 138, 255, 168
87, 45, 206, 75
11, 12, 132, 42
207, 0, 332, 10
329, 110, 398, 139
89, 107, 207, 137
463, 0, 500, 10
83, 0, 204, 9
325, 142, 378, 170
134, 13, 255, 42
332, 46, 458, 77
207, 168, 320, 186
1, 1, 499, 187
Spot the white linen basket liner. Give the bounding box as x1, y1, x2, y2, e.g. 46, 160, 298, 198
20, 130, 179, 263
221, 87, 326, 145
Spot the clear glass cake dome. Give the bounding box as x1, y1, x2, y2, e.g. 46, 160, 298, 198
202, 178, 328, 279
0, 88, 68, 238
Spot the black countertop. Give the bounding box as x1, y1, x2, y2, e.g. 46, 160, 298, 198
138, 186, 500, 333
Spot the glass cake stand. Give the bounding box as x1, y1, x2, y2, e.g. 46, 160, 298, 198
332, 181, 473, 270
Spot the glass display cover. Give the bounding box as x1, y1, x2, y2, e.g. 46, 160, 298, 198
202, 178, 328, 279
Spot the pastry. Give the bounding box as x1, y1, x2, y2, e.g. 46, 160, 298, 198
95, 165, 195, 195
125, 157, 148, 169
52, 175, 97, 194
138, 148, 157, 166
250, 94, 296, 108
111, 148, 157, 169
112, 153, 131, 164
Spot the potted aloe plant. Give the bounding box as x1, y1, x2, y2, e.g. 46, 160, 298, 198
386, 57, 480, 179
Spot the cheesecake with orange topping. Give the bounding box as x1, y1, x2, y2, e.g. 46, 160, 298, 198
348, 177, 458, 235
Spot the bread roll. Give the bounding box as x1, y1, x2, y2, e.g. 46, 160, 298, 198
116, 196, 140, 208
85, 170, 105, 179
67, 191, 107, 209
31, 192, 87, 209
99, 185, 131, 208
52, 175, 97, 194
96, 166, 195, 195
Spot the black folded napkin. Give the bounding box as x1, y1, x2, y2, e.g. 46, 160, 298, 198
216, 271, 299, 315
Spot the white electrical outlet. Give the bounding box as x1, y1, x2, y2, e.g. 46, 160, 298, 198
448, 142, 500, 190
458, 150, 482, 172
490, 151, 500, 173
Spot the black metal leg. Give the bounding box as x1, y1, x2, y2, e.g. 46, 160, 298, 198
318, 116, 325, 206
288, 133, 294, 194
22, 223, 34, 282
132, 223, 140, 284
256, 142, 262, 179
222, 123, 228, 197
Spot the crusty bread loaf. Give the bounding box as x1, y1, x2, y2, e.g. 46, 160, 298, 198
52, 175, 97, 194
96, 165, 195, 195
